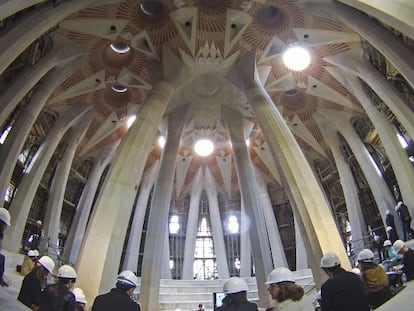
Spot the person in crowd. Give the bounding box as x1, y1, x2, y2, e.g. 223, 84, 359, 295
73, 288, 88, 311
41, 264, 77, 311
92, 270, 141, 311
18, 256, 55, 310
217, 277, 257, 311
0, 207, 11, 287
381, 240, 402, 272
265, 267, 314, 311
197, 303, 205, 311
21, 249, 39, 276
28, 220, 43, 250
386, 226, 399, 244
320, 252, 370, 311
373, 234, 386, 262
393, 239, 414, 281
395, 201, 414, 241
385, 210, 398, 235
357, 248, 392, 308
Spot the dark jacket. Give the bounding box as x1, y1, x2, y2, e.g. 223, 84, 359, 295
40, 282, 76, 311
403, 248, 414, 281
91, 287, 140, 311
216, 301, 258, 311
18, 271, 42, 308
321, 268, 370, 311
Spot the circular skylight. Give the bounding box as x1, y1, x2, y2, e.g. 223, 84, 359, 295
110, 42, 130, 54
283, 46, 311, 71
194, 139, 214, 157
111, 85, 128, 93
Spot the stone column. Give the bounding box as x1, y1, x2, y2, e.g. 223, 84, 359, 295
239, 200, 252, 277
225, 108, 273, 306
43, 111, 93, 249
63, 142, 119, 265
76, 80, 175, 303
122, 160, 159, 272
140, 109, 185, 311
0, 0, 96, 75
316, 115, 367, 250
204, 168, 230, 279
324, 51, 414, 141
0, 59, 84, 207
295, 217, 308, 270
0, 43, 84, 128
3, 104, 91, 252
255, 170, 288, 268
226, 51, 351, 288
182, 168, 203, 280
0, 0, 45, 20
319, 110, 395, 225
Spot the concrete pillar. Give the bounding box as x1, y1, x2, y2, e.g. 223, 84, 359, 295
324, 51, 414, 142
204, 169, 230, 279
43, 111, 93, 249
140, 110, 185, 311
239, 200, 252, 277
3, 104, 91, 252
0, 0, 96, 75
319, 110, 395, 226
255, 171, 288, 268
182, 169, 203, 280
226, 51, 351, 288
76, 80, 174, 303
224, 109, 273, 307
316, 116, 367, 250
63, 142, 119, 265
0, 58, 84, 207
295, 217, 308, 270
161, 232, 172, 279
0, 43, 85, 128
122, 160, 159, 272
0, 0, 45, 20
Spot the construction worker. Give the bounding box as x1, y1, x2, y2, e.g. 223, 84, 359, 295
320, 252, 370, 311
92, 270, 141, 311
265, 267, 314, 311
393, 239, 414, 281
73, 288, 88, 311
18, 256, 55, 310
41, 264, 77, 311
0, 207, 11, 287
217, 277, 258, 311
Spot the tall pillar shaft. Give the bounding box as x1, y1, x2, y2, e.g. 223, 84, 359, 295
0, 0, 45, 20
43, 112, 93, 248
182, 169, 203, 280
76, 80, 174, 303
63, 142, 119, 265
295, 217, 308, 270
122, 160, 159, 272
225, 109, 273, 307
140, 110, 185, 311
239, 200, 252, 277
3, 104, 90, 252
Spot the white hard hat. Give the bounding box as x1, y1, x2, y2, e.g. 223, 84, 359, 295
320, 253, 341, 268
265, 267, 294, 285
351, 267, 361, 275
0, 207, 11, 226
27, 250, 36, 257
383, 240, 392, 247
33, 250, 40, 257
38, 256, 55, 273
385, 210, 391, 215
386, 226, 393, 232
36, 220, 42, 225
357, 249, 375, 262
223, 277, 249, 294
393, 240, 405, 253
72, 287, 87, 304
58, 265, 77, 279
117, 270, 139, 287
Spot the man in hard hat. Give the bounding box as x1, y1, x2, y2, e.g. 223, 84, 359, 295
356, 248, 392, 308
73, 287, 88, 311
320, 252, 370, 311
393, 239, 414, 281
91, 270, 141, 311
265, 267, 314, 310
0, 207, 11, 287
217, 277, 257, 311
41, 264, 77, 311
395, 201, 414, 241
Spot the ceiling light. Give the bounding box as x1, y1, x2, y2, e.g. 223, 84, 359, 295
127, 115, 136, 128
194, 139, 214, 157
111, 85, 128, 93
110, 42, 130, 54
158, 136, 166, 149
397, 133, 408, 149
283, 46, 311, 71
246, 139, 250, 147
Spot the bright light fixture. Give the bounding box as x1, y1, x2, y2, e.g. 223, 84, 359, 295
228, 215, 239, 234
158, 136, 166, 149
111, 85, 128, 93
194, 139, 214, 157
283, 46, 311, 71
169, 215, 180, 234
127, 115, 136, 128
246, 139, 250, 147
110, 43, 130, 54
397, 133, 408, 149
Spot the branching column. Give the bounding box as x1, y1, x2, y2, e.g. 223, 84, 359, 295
240, 199, 252, 277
